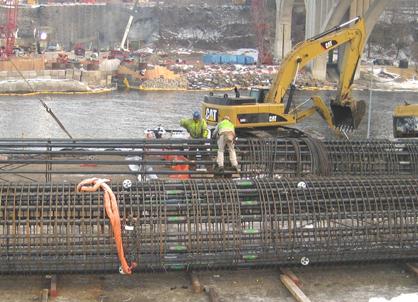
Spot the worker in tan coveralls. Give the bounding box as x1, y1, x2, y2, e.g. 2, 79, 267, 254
212, 116, 239, 173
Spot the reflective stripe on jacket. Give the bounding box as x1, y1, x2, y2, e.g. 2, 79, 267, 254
180, 118, 208, 138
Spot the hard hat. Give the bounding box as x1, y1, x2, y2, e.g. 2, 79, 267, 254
223, 115, 230, 120
193, 111, 201, 120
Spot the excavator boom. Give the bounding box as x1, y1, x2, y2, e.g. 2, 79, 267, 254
202, 17, 367, 135
266, 17, 366, 129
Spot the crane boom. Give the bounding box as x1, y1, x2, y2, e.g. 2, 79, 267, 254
266, 17, 365, 105
120, 0, 140, 51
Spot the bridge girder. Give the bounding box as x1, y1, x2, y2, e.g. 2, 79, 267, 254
272, 0, 393, 80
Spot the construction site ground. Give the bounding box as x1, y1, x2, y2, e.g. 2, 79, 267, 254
1, 263, 417, 302
0, 165, 415, 301
1, 90, 418, 301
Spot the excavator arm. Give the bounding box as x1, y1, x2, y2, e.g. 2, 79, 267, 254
266, 17, 366, 129
201, 17, 367, 135
293, 96, 334, 125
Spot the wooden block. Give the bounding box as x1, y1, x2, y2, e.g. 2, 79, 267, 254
41, 289, 49, 302
50, 275, 57, 297
189, 272, 203, 293
406, 263, 418, 277
280, 274, 311, 302
280, 267, 303, 287
206, 287, 220, 302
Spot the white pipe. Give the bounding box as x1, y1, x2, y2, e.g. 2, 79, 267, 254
338, 16, 360, 29
120, 16, 134, 50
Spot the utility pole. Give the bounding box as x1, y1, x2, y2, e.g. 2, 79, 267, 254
367, 65, 373, 139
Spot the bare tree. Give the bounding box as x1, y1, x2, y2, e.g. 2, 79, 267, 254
412, 42, 418, 72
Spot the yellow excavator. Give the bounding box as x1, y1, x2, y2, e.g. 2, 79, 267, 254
202, 17, 367, 137
393, 103, 418, 138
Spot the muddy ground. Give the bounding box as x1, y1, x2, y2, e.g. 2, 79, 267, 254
1, 263, 417, 302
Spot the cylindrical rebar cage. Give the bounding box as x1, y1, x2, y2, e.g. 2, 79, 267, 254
0, 138, 418, 182
0, 177, 417, 273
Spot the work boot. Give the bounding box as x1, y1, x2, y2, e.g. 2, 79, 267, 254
214, 165, 224, 173
233, 166, 240, 173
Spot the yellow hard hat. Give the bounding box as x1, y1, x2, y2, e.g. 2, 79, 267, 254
223, 115, 230, 120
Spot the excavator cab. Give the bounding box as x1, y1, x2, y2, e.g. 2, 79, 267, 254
249, 87, 269, 103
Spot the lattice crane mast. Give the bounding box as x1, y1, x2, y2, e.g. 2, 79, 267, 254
0, 0, 19, 59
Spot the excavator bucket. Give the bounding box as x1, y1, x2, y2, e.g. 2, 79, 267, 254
331, 100, 366, 131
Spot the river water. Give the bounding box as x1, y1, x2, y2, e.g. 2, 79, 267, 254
0, 89, 416, 139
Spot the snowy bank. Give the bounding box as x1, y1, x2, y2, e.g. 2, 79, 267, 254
0, 79, 91, 94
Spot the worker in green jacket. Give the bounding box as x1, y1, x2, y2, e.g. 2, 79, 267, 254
180, 111, 209, 139
212, 115, 239, 173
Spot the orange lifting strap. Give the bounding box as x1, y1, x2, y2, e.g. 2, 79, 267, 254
76, 178, 137, 274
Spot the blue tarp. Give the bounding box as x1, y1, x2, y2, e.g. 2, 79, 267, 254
245, 56, 255, 64
203, 54, 221, 64
213, 55, 221, 64
236, 55, 247, 64
220, 55, 235, 64
202, 54, 255, 65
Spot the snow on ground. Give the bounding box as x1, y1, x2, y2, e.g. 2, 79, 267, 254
135, 47, 154, 54
372, 67, 400, 79
369, 293, 418, 302
0, 78, 80, 84
0, 78, 92, 93
363, 66, 418, 91
384, 79, 418, 90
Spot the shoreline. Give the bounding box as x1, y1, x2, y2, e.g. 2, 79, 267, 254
0, 79, 416, 96
0, 85, 417, 96
0, 87, 114, 97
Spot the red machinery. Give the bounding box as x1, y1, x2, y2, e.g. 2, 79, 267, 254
74, 43, 86, 56
0, 0, 19, 59
251, 0, 273, 65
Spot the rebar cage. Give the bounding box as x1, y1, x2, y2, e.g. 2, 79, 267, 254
1, 177, 417, 273
0, 138, 417, 182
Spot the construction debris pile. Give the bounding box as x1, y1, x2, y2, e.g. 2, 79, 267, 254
119, 48, 336, 90
184, 64, 275, 89
170, 63, 336, 90
140, 77, 189, 90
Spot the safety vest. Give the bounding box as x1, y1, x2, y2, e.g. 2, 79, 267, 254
180, 118, 208, 138
218, 119, 235, 134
